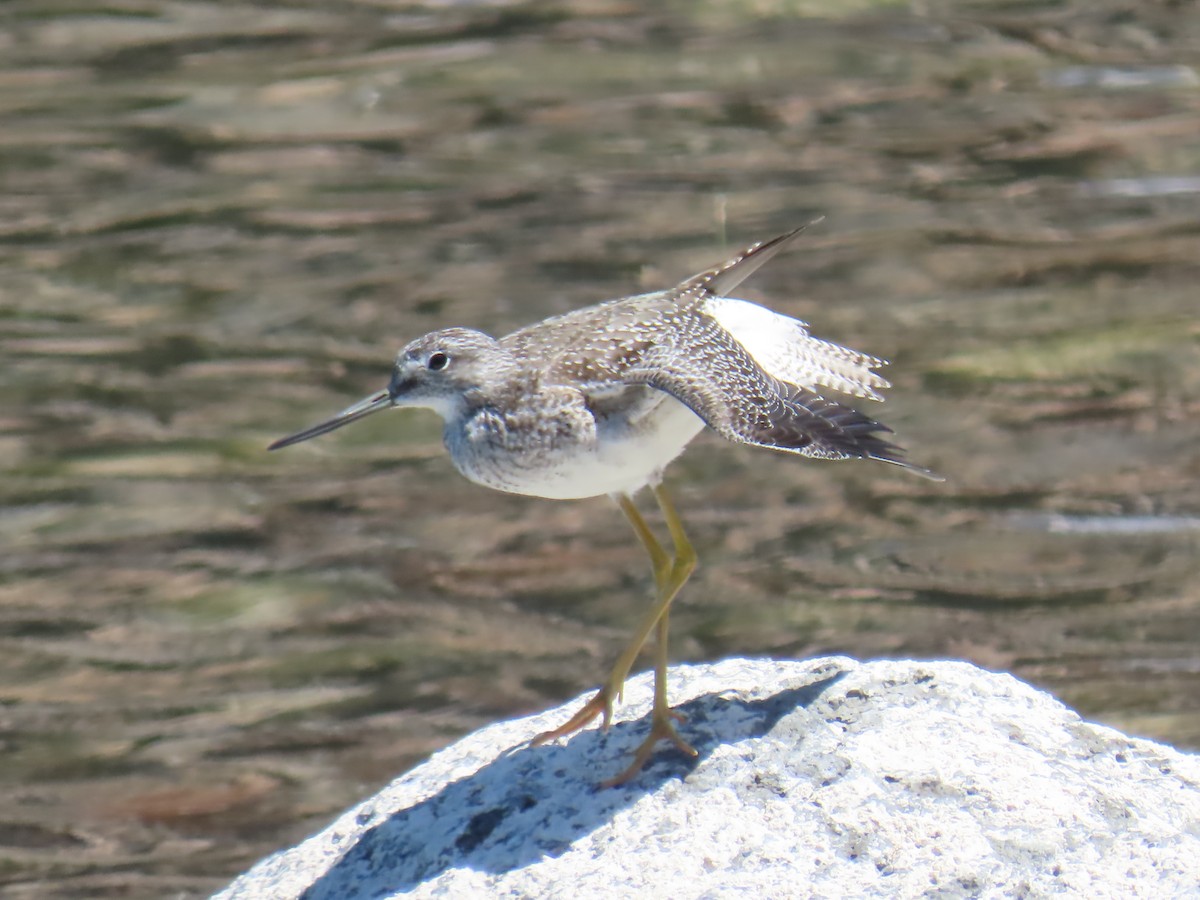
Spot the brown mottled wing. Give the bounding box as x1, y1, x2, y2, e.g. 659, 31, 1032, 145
628, 311, 937, 477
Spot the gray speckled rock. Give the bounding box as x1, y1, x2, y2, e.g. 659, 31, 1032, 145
216, 658, 1200, 899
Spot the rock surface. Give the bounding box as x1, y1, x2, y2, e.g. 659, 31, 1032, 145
216, 657, 1200, 899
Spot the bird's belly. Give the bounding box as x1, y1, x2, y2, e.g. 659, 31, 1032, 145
457, 397, 706, 500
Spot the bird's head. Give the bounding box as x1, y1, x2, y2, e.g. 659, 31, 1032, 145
268, 327, 514, 451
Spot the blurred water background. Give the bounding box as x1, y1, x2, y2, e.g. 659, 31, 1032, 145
1, 0, 1198, 895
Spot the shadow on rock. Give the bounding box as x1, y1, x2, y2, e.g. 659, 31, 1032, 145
301, 667, 847, 899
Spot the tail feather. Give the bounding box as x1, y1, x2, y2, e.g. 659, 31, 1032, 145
758, 383, 941, 480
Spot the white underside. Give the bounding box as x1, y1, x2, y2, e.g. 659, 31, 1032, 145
703, 296, 889, 400
462, 395, 706, 501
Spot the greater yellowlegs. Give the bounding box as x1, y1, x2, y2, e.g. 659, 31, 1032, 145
269, 223, 937, 784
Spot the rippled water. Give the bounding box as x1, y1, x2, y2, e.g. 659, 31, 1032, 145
2, 1, 1198, 895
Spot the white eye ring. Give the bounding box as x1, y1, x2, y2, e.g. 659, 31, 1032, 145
426, 351, 449, 371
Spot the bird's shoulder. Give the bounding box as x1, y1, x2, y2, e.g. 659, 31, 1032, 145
501, 290, 694, 386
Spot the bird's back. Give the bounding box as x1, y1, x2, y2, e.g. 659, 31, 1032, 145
502, 291, 682, 397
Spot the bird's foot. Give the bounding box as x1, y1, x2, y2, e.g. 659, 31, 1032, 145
601, 707, 696, 788
530, 681, 618, 747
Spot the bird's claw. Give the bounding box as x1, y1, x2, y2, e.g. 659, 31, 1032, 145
601, 707, 696, 788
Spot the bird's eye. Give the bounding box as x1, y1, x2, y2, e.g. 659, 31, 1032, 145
426, 351, 449, 371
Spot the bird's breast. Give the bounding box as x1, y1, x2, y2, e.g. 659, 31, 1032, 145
444, 391, 705, 500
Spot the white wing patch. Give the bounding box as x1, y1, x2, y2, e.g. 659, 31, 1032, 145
703, 297, 890, 401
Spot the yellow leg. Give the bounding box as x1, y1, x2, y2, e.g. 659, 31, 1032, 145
603, 485, 698, 786
532, 484, 699, 784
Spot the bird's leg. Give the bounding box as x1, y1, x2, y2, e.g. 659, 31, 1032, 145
602, 484, 698, 787
531, 491, 672, 746
531, 486, 699, 785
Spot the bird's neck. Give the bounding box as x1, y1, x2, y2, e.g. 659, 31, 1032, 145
458, 368, 538, 414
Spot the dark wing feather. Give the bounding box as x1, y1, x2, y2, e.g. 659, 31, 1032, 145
673, 219, 823, 300
629, 312, 938, 478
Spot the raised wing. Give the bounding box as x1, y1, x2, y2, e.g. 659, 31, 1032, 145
501, 225, 938, 478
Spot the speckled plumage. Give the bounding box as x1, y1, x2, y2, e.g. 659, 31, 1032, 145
270, 226, 933, 497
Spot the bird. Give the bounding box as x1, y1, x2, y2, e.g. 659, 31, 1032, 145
268, 222, 938, 785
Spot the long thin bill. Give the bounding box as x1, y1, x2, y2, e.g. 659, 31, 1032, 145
267, 389, 392, 450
